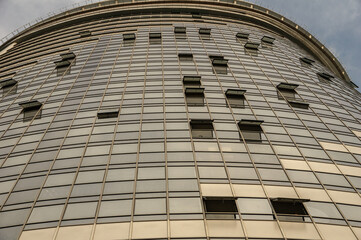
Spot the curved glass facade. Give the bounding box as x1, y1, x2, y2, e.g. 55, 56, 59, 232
0, 1, 360, 239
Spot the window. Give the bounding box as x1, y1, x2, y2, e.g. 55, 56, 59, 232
149, 32, 161, 44
174, 26, 186, 34
0, 78, 17, 96
199, 28, 211, 35
123, 33, 136, 46
317, 72, 334, 83
54, 52, 75, 76
18, 100, 42, 122
277, 83, 309, 109
225, 89, 246, 108
123, 33, 136, 41
277, 82, 298, 100
204, 197, 238, 219
209, 55, 228, 74
300, 57, 315, 66
244, 42, 259, 50
79, 30, 91, 37
244, 42, 260, 56
271, 198, 310, 222
261, 36, 275, 44
174, 26, 186, 39
190, 119, 213, 138
178, 53, 193, 61
288, 100, 309, 109
183, 76, 201, 87
238, 119, 263, 141
185, 87, 205, 106
97, 108, 119, 119
236, 32, 249, 40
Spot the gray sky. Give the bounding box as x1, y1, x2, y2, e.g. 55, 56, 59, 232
0, 0, 360, 88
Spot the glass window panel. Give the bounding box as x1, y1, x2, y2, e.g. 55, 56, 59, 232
198, 167, 227, 179
169, 198, 202, 213
137, 167, 165, 180
28, 205, 64, 223
63, 202, 98, 219
98, 199, 132, 217
134, 198, 166, 215
237, 198, 272, 214
337, 204, 361, 221
305, 202, 342, 219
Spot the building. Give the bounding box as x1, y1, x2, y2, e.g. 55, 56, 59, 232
0, 0, 361, 239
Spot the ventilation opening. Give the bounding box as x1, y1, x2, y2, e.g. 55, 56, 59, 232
225, 89, 246, 108
19, 100, 42, 122
238, 119, 264, 142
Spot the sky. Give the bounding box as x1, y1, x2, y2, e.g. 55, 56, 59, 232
0, 0, 360, 88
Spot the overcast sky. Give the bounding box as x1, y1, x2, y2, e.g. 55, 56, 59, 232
0, 0, 360, 88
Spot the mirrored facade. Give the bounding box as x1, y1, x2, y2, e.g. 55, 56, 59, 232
0, 1, 360, 239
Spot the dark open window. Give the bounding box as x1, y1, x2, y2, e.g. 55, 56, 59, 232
19, 100, 42, 122
244, 42, 260, 50
204, 197, 238, 219
54, 52, 76, 76
79, 30, 91, 38
236, 32, 249, 40
174, 26, 186, 39
300, 57, 315, 66
238, 119, 263, 142
261, 36, 275, 44
225, 89, 246, 108
183, 76, 201, 87
317, 72, 334, 83
209, 55, 228, 74
277, 82, 298, 100
178, 53, 193, 61
123, 33, 136, 46
185, 88, 204, 106
149, 32, 161, 44
123, 33, 136, 41
271, 198, 310, 222
199, 28, 211, 35
174, 26, 186, 34
190, 119, 213, 138
97, 108, 119, 119
0, 78, 17, 96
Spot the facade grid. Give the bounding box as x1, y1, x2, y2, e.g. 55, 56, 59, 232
0, 1, 360, 240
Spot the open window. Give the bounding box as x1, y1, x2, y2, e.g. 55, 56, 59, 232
123, 33, 136, 46
209, 55, 228, 74
79, 30, 91, 38
300, 57, 315, 66
199, 28, 211, 35
238, 119, 263, 142
317, 72, 334, 83
199, 28, 211, 40
97, 108, 119, 119
185, 88, 205, 106
0, 78, 17, 96
183, 76, 201, 87
236, 32, 249, 40
261, 36, 275, 44
149, 32, 161, 44
19, 100, 42, 122
271, 198, 310, 222
178, 53, 193, 61
174, 26, 186, 39
54, 52, 76, 76
225, 89, 246, 108
244, 42, 260, 56
277, 82, 298, 100
204, 197, 238, 219
190, 119, 213, 138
